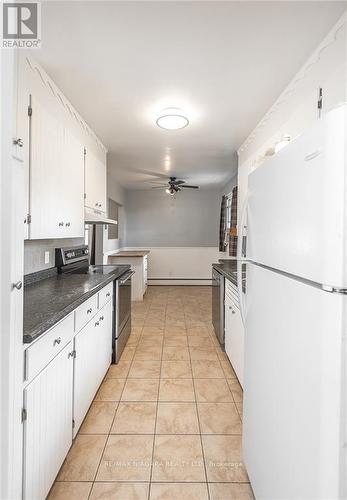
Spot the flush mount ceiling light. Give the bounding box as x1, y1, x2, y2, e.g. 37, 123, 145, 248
156, 107, 189, 130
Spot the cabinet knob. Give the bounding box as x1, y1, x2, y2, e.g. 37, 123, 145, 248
58, 222, 64, 227
65, 222, 70, 227
53, 337, 62, 346
106, 292, 110, 297
13, 280, 22, 290
95, 321, 99, 327
100, 315, 104, 321
13, 138, 23, 147
87, 308, 92, 314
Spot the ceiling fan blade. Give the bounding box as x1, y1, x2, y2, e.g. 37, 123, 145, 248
173, 180, 185, 185
151, 186, 168, 189
181, 185, 199, 189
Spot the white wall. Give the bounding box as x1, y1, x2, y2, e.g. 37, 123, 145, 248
125, 187, 220, 247
122, 186, 236, 283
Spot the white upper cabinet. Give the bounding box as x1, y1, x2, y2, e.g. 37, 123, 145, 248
84, 148, 107, 213
28, 95, 84, 239
61, 127, 85, 237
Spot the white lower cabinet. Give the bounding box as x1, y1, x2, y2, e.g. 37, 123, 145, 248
22, 284, 114, 499
225, 288, 244, 387
73, 299, 112, 436
23, 342, 74, 500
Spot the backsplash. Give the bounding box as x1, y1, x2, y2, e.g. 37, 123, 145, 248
24, 238, 84, 275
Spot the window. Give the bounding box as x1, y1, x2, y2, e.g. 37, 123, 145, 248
108, 198, 119, 240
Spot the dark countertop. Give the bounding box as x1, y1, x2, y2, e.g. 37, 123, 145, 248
23, 265, 130, 344
212, 259, 238, 286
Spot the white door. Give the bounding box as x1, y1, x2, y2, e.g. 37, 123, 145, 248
61, 127, 84, 238
224, 293, 244, 387
247, 105, 346, 287
29, 95, 65, 239
243, 263, 344, 499
84, 148, 107, 213
23, 342, 73, 500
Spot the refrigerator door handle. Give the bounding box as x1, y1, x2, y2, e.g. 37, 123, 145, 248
237, 195, 248, 325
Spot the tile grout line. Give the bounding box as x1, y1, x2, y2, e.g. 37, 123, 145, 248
147, 293, 165, 500
88, 319, 144, 499
186, 313, 211, 500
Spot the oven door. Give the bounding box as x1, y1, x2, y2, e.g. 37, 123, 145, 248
116, 271, 134, 335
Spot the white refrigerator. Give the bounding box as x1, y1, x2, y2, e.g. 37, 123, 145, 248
240, 105, 347, 499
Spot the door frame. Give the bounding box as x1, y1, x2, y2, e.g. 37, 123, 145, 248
0, 49, 25, 500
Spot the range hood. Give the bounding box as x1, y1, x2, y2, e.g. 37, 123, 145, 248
84, 208, 118, 225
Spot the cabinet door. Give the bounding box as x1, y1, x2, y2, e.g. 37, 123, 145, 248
95, 299, 113, 383
23, 342, 73, 500
29, 96, 65, 239
73, 299, 113, 435
60, 128, 84, 238
225, 294, 244, 386
84, 148, 107, 213
73, 319, 100, 435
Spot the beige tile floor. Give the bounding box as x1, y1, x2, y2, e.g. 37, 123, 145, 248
49, 286, 253, 500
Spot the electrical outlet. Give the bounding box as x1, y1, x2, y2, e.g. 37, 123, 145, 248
44, 251, 50, 264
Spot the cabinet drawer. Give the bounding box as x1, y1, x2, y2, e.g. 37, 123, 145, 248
25, 313, 74, 382
98, 282, 113, 309
75, 294, 98, 333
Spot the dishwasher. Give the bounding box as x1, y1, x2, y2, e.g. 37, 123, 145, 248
212, 267, 225, 347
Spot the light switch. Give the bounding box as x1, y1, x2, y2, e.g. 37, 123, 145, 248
44, 251, 50, 264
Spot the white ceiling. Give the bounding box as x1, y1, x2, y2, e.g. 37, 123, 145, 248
34, 1, 346, 189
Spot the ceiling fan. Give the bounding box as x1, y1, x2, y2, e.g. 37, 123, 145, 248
151, 177, 199, 196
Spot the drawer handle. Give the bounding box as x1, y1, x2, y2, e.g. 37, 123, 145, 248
87, 308, 92, 314
53, 337, 62, 346
228, 306, 236, 314
58, 222, 64, 227
99, 315, 104, 321
106, 292, 111, 297
65, 222, 70, 227
95, 321, 100, 327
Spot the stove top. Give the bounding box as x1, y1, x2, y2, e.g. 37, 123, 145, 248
55, 245, 129, 277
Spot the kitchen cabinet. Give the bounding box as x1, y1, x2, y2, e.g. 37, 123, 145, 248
84, 148, 107, 214
225, 281, 244, 386
28, 95, 84, 239
73, 299, 112, 435
22, 283, 114, 498
23, 341, 74, 500
107, 252, 148, 301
